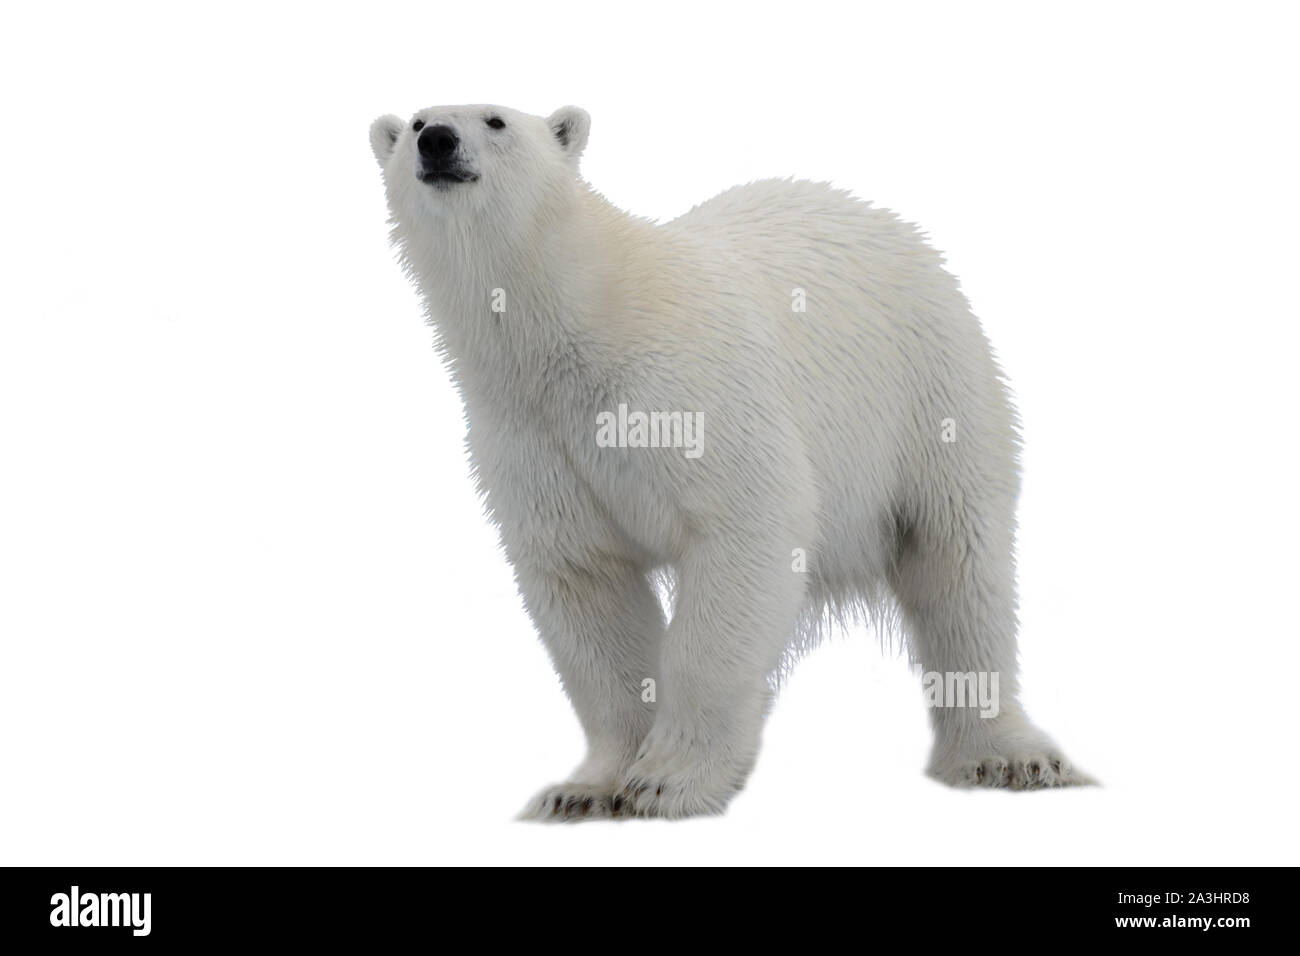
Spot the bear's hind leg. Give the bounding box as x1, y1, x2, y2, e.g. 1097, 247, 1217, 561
888, 500, 1093, 789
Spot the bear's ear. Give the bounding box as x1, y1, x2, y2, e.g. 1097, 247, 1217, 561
370, 114, 404, 168
548, 106, 590, 164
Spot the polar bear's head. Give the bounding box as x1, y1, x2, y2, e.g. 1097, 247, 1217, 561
370, 103, 590, 248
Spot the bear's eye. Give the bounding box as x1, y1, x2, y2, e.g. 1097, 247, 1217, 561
412, 119, 425, 132
486, 116, 506, 130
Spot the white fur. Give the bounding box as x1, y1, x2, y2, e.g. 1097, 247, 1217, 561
371, 104, 1091, 820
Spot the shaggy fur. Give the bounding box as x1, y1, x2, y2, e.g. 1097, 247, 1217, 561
370, 103, 1091, 820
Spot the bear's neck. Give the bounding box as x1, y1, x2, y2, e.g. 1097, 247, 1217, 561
404, 185, 654, 406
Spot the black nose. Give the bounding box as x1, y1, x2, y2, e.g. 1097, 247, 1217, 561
418, 124, 458, 162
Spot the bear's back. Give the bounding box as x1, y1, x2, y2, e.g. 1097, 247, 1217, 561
665, 178, 943, 274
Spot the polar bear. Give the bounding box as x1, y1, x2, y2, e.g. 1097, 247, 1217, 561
370, 103, 1091, 820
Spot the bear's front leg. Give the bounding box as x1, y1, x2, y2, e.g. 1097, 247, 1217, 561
616, 527, 810, 819
514, 558, 664, 822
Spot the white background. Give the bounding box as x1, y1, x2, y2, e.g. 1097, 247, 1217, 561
2, 1, 1297, 865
